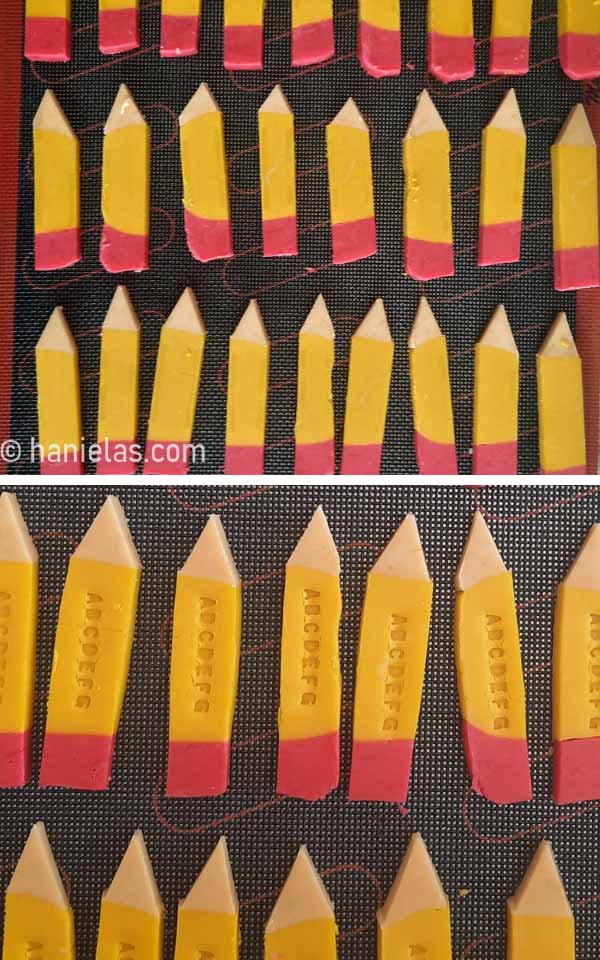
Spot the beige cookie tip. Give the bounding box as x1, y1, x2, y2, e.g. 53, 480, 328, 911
371, 514, 429, 581
105, 84, 145, 133
260, 84, 293, 115
36, 307, 77, 355
103, 286, 140, 332
354, 299, 392, 343
564, 523, 600, 590
180, 515, 239, 586
489, 88, 525, 136
179, 82, 220, 126
330, 97, 368, 132
0, 493, 37, 564
7, 823, 70, 911
479, 305, 518, 353
406, 89, 447, 139
509, 841, 572, 919
378, 833, 447, 928
74, 495, 140, 569
33, 89, 75, 137
538, 313, 578, 359
182, 837, 238, 915
104, 831, 163, 917
300, 294, 334, 339
267, 846, 335, 934
555, 103, 595, 147
288, 506, 340, 576
409, 296, 443, 348
231, 300, 269, 346
165, 287, 205, 335
456, 511, 506, 592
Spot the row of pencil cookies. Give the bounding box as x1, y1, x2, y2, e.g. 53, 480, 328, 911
3, 824, 577, 960
34, 83, 600, 289
23, 0, 600, 84
35, 289, 587, 477
2, 491, 599, 807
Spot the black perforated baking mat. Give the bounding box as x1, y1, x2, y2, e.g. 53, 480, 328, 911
0, 483, 599, 959
5, 0, 590, 474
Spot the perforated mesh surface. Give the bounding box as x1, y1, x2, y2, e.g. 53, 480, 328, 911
7, 0, 585, 474
0, 483, 598, 959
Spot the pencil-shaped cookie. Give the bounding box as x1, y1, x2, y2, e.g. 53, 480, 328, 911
259, 86, 298, 257
553, 525, 600, 804
99, 0, 139, 53
175, 838, 239, 960
167, 516, 241, 797
277, 507, 341, 801
473, 306, 519, 475
349, 516, 433, 803
25, 0, 71, 61
291, 0, 334, 66
358, 0, 401, 78
295, 295, 335, 475
161, 0, 201, 56
34, 91, 80, 271
144, 288, 205, 476
508, 842, 575, 960
340, 300, 393, 476
537, 313, 586, 475
378, 834, 452, 960
552, 104, 600, 291
39, 497, 141, 790
101, 85, 150, 274
403, 91, 454, 281
326, 99, 377, 264
2, 824, 74, 960
0, 494, 37, 788
96, 833, 163, 960
97, 286, 140, 476
223, 0, 264, 70
265, 848, 337, 960
224, 300, 270, 475
489, 0, 532, 75
455, 512, 532, 804
408, 297, 457, 475
558, 0, 600, 80
428, 0, 474, 82
479, 89, 526, 266
35, 307, 83, 476
180, 84, 234, 263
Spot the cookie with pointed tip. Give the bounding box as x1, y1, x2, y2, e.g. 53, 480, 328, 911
39, 497, 141, 790
144, 288, 206, 476
225, 301, 270, 475
96, 832, 163, 960
161, 0, 201, 56
0, 494, 37, 787
99, 0, 139, 53
97, 287, 140, 476
558, 0, 600, 80
552, 105, 600, 291
473, 306, 519, 474
25, 0, 71, 60
536, 313, 586, 475
428, 0, 474, 81
291, 0, 334, 65
409, 297, 457, 474
508, 841, 575, 959
358, 0, 401, 77
378, 834, 452, 958
479, 90, 526, 266
33, 91, 80, 270
223, 0, 264, 69
168, 516, 241, 797
489, 0, 532, 74
174, 838, 239, 960
3, 823, 75, 960
259, 86, 298, 257
180, 84, 234, 262
277, 508, 341, 800
35, 307, 83, 476
349, 516, 433, 803
403, 91, 454, 281
341, 300, 393, 475
265, 848, 337, 959
327, 98, 377, 264
295, 295, 335, 475
455, 512, 532, 804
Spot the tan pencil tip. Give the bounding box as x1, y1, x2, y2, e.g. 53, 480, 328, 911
179, 82, 220, 126
36, 307, 76, 355
371, 514, 430, 581
0, 493, 37, 564
105, 832, 163, 917
354, 299, 392, 342
300, 294, 334, 339
103, 286, 139, 332
267, 846, 335, 934
33, 89, 74, 136
479, 305, 518, 353
538, 313, 578, 359
564, 523, 600, 590
288, 506, 340, 576
74, 496, 140, 569
7, 823, 70, 911
409, 296, 443, 348
509, 841, 572, 919
379, 833, 447, 928
489, 88, 525, 136
330, 97, 368, 132
182, 837, 238, 915
406, 89, 447, 139
180, 515, 239, 586
555, 103, 595, 147
231, 300, 269, 346
260, 84, 293, 115
456, 511, 506, 592
105, 84, 145, 133
165, 288, 205, 335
